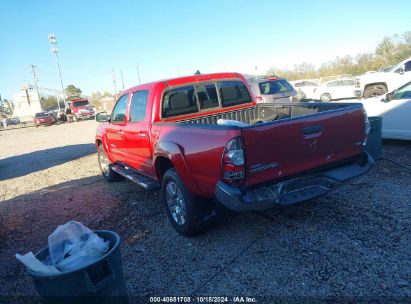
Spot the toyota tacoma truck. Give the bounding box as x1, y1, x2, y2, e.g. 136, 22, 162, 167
95, 72, 373, 236
354, 56, 411, 98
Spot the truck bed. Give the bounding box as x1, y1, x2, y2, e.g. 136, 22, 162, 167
177, 102, 361, 126
167, 102, 366, 188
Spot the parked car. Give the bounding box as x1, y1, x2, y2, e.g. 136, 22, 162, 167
291, 80, 319, 100
354, 56, 411, 99
311, 78, 356, 102
95, 72, 373, 236
2, 117, 20, 128
34, 112, 57, 127
360, 81, 411, 140
244, 75, 297, 102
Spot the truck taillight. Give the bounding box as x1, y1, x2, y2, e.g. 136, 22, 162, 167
363, 107, 371, 145
222, 137, 245, 185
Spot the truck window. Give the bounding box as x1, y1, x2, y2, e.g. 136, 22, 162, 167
218, 80, 252, 107
111, 94, 128, 123
342, 80, 354, 86
404, 61, 411, 72
72, 101, 89, 107
129, 91, 148, 122
195, 84, 219, 110
162, 86, 198, 118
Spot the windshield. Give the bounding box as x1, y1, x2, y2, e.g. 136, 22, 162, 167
72, 101, 90, 107
393, 81, 411, 99
258, 80, 294, 95
381, 65, 396, 72
35, 113, 49, 118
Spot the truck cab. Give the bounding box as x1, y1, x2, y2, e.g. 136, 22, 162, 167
355, 57, 411, 99
68, 99, 95, 121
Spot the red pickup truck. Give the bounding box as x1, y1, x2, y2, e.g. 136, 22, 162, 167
95, 72, 373, 236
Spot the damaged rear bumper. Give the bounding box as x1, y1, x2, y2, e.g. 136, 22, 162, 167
215, 152, 374, 211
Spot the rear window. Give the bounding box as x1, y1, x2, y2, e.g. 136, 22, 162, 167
162, 86, 198, 118
35, 112, 49, 118
196, 83, 219, 110
218, 80, 252, 107
258, 80, 294, 95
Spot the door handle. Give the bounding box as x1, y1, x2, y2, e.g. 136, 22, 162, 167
303, 125, 323, 135
117, 130, 124, 135
138, 133, 146, 137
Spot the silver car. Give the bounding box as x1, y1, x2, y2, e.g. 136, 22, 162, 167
245, 75, 297, 103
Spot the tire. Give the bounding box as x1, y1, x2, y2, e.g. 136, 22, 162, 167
320, 93, 332, 102
363, 84, 387, 99
162, 168, 218, 236
97, 145, 123, 182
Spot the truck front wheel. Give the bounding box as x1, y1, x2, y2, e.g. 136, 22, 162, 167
162, 168, 216, 236
364, 84, 387, 99
97, 145, 123, 182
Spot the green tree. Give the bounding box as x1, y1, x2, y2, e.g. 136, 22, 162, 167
40, 96, 59, 110
65, 85, 82, 97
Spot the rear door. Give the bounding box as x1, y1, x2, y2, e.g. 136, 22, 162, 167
123, 90, 155, 176
341, 79, 356, 99
241, 105, 365, 187
105, 94, 129, 162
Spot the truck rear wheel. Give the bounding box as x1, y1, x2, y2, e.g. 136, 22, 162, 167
97, 145, 123, 182
162, 168, 217, 236
364, 84, 387, 99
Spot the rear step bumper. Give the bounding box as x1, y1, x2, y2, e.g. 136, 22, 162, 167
215, 152, 374, 211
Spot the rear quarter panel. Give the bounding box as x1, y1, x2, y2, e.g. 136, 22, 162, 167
151, 123, 241, 197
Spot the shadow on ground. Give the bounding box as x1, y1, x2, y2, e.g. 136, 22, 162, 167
0, 144, 95, 180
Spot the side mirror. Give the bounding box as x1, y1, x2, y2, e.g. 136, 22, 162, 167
395, 65, 405, 74
96, 112, 109, 122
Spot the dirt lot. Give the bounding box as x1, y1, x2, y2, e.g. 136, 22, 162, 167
0, 120, 410, 302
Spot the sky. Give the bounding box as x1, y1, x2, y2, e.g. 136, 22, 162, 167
0, 0, 410, 100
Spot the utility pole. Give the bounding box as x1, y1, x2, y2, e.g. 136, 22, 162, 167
136, 64, 141, 84
30, 65, 42, 106
48, 34, 66, 111
120, 70, 125, 90
112, 69, 118, 99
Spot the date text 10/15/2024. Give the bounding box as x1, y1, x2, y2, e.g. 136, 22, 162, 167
149, 296, 257, 303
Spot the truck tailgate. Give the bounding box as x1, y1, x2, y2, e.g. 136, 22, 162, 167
242, 105, 365, 187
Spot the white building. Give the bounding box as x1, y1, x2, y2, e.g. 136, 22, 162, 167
12, 86, 43, 121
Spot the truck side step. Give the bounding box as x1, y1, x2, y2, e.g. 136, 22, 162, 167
112, 164, 160, 190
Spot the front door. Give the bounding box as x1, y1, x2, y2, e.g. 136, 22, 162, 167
123, 90, 155, 177
105, 94, 129, 162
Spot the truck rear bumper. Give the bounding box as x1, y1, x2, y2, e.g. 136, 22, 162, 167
215, 152, 374, 211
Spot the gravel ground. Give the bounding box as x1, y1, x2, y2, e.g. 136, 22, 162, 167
0, 121, 410, 303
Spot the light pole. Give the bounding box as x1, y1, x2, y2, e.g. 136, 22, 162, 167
48, 33, 66, 111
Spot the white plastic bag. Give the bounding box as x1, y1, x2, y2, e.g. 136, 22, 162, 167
48, 221, 94, 266
15, 252, 61, 276
217, 119, 249, 127
56, 233, 109, 272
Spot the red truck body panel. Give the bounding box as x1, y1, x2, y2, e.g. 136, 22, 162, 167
242, 107, 365, 187
96, 72, 370, 204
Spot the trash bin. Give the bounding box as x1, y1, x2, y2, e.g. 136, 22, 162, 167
27, 230, 128, 304
364, 116, 383, 160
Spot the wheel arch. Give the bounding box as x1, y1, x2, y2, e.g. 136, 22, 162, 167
154, 141, 203, 196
